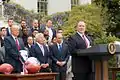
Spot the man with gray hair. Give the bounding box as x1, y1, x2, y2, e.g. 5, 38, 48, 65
30, 33, 51, 72
4, 25, 26, 73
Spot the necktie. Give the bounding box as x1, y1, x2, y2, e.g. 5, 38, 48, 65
82, 35, 88, 48
58, 44, 62, 53
40, 45, 45, 56
15, 38, 20, 51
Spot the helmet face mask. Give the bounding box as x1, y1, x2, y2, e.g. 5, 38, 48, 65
25, 57, 41, 74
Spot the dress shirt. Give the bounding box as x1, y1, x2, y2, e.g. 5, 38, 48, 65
57, 40, 63, 50
77, 31, 90, 48
36, 42, 45, 56
46, 27, 53, 43
8, 27, 11, 34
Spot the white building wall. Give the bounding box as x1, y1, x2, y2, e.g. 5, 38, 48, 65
79, 0, 91, 5
47, 0, 71, 15
11, 0, 38, 12
10, 0, 91, 15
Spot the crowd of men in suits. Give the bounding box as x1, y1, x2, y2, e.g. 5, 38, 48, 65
0, 18, 93, 80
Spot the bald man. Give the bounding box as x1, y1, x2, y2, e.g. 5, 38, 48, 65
4, 25, 26, 73
50, 33, 70, 80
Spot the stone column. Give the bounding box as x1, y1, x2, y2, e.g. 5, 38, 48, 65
0, 0, 3, 18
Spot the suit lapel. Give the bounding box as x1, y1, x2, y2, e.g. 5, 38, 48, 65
43, 45, 47, 56
10, 36, 19, 52
10, 36, 16, 47
55, 44, 58, 52
76, 33, 84, 42
36, 43, 44, 56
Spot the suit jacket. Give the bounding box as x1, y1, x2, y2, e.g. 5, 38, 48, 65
6, 28, 11, 36
0, 46, 5, 64
30, 27, 42, 33
68, 32, 92, 73
50, 41, 70, 72
4, 35, 25, 73
30, 43, 50, 64
40, 24, 56, 40
25, 44, 33, 57
51, 28, 56, 40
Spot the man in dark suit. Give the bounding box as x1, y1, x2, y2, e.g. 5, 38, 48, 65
4, 25, 26, 73
50, 33, 70, 80
30, 19, 41, 33
68, 21, 93, 80
25, 36, 34, 56
46, 20, 56, 44
30, 33, 51, 72
6, 18, 13, 36
40, 20, 56, 45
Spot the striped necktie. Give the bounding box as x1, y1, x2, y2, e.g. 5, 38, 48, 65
15, 38, 20, 51
82, 35, 88, 48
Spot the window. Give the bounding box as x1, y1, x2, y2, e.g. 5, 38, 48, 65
37, 0, 48, 15
71, 0, 79, 7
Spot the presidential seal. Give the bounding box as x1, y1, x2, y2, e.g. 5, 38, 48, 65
108, 43, 116, 54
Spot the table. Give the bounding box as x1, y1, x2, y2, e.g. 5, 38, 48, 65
0, 73, 58, 80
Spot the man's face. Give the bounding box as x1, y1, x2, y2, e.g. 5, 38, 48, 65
33, 21, 38, 28
57, 30, 63, 34
76, 21, 86, 34
44, 29, 49, 35
32, 30, 38, 37
21, 21, 26, 28
23, 28, 28, 35
11, 26, 19, 37
37, 35, 45, 44
56, 34, 63, 44
27, 37, 33, 45
1, 28, 7, 36
46, 20, 53, 28
8, 20, 13, 27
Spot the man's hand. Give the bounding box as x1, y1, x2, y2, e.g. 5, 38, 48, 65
41, 63, 49, 68
57, 61, 66, 67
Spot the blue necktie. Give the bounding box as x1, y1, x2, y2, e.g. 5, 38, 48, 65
58, 44, 62, 53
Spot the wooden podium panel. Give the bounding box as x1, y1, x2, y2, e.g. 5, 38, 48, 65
0, 73, 58, 80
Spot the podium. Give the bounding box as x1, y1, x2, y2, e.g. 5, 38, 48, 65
73, 44, 120, 80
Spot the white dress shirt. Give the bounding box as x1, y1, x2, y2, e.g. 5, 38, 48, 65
77, 31, 90, 48
46, 27, 53, 43
36, 42, 45, 56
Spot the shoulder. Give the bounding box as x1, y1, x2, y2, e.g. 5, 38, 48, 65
32, 43, 37, 47
68, 33, 78, 41
4, 36, 12, 41
49, 44, 56, 48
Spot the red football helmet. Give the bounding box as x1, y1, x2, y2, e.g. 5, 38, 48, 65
0, 63, 13, 74
26, 63, 41, 74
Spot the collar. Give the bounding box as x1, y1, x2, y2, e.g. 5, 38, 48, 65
33, 26, 39, 30
36, 42, 43, 48
57, 40, 63, 46
11, 35, 17, 41
77, 31, 84, 37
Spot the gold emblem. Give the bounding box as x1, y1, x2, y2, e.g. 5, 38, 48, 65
108, 43, 116, 54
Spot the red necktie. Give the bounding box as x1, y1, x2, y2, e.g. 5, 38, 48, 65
15, 38, 20, 51
82, 35, 88, 48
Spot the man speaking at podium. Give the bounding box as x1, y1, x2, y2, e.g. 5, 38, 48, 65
68, 21, 93, 80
